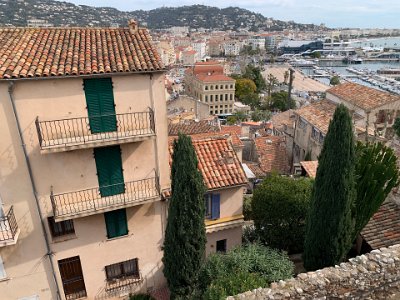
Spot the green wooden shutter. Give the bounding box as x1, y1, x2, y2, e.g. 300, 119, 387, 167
84, 78, 117, 133
94, 146, 125, 197
104, 209, 128, 238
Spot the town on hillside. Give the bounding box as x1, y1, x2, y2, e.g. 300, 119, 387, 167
1, 2, 400, 300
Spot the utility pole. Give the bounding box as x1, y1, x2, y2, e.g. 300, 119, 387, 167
287, 68, 295, 110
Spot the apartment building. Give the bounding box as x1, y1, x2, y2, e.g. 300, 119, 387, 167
185, 61, 236, 115
292, 82, 400, 163
0, 21, 170, 300
169, 137, 247, 256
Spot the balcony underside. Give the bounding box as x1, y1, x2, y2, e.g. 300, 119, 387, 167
41, 131, 155, 153
205, 214, 244, 233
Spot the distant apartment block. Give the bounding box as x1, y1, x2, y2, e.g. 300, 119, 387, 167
0, 20, 170, 300
185, 61, 236, 115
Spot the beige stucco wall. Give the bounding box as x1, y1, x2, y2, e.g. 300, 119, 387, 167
0, 83, 58, 299
0, 72, 170, 299
217, 186, 244, 219
206, 227, 242, 256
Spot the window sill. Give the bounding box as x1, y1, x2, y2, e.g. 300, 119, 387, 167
51, 234, 77, 244
105, 233, 131, 242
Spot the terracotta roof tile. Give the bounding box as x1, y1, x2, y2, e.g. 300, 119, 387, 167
0, 26, 164, 79
327, 82, 400, 111
361, 201, 400, 249
195, 73, 234, 82
271, 110, 295, 131
255, 136, 289, 174
295, 99, 337, 134
300, 161, 318, 178
244, 161, 266, 178
169, 137, 247, 190
168, 119, 220, 136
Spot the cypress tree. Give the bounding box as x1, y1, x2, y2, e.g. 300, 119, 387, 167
162, 133, 206, 299
303, 104, 356, 271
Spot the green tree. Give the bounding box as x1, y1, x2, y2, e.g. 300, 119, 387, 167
252, 175, 313, 254
251, 109, 271, 122
235, 78, 257, 100
266, 74, 279, 98
283, 70, 289, 85
269, 91, 296, 111
303, 104, 356, 271
310, 51, 321, 59
353, 142, 400, 238
226, 116, 238, 125
163, 134, 207, 298
393, 117, 400, 137
330, 75, 341, 86
243, 65, 267, 92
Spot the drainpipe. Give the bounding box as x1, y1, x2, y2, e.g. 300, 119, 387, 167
7, 82, 61, 300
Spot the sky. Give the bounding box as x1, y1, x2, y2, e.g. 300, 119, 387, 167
60, 0, 400, 29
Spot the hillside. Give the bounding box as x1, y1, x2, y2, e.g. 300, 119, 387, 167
0, 0, 323, 31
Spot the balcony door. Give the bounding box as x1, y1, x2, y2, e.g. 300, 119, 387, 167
84, 78, 117, 133
94, 146, 125, 197
58, 256, 87, 300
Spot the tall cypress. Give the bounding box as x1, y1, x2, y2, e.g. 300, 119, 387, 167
163, 133, 206, 299
303, 104, 356, 271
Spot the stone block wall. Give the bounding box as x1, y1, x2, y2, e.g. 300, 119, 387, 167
228, 244, 400, 300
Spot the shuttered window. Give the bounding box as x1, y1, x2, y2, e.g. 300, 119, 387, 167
104, 209, 128, 239
94, 146, 125, 197
83, 78, 117, 133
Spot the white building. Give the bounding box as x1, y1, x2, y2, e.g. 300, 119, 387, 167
191, 41, 207, 60
223, 41, 243, 56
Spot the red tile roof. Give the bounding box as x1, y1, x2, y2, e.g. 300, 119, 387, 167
195, 73, 234, 82
169, 137, 248, 190
0, 25, 164, 79
300, 161, 318, 178
295, 99, 337, 134
271, 110, 295, 132
361, 201, 400, 249
244, 161, 267, 178
327, 82, 400, 111
168, 119, 220, 136
255, 136, 289, 174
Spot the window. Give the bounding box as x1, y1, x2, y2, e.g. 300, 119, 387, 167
298, 117, 307, 129
230, 94, 233, 100
220, 85, 223, 89
319, 132, 325, 144
204, 194, 220, 220
48, 217, 75, 238
220, 94, 223, 101
216, 239, 227, 253
225, 85, 228, 89
230, 84, 233, 88
225, 94, 228, 101
0, 255, 6, 280
205, 95, 208, 102
205, 85, 209, 90
220, 110, 223, 114
58, 256, 87, 300
210, 95, 213, 102
104, 209, 128, 239
105, 258, 139, 281
84, 78, 117, 133
210, 85, 214, 90
215, 85, 219, 90
311, 127, 319, 140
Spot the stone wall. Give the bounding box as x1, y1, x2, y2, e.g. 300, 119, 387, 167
228, 244, 400, 300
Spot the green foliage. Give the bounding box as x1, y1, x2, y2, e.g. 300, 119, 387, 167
251, 109, 272, 122
252, 175, 313, 254
393, 117, 400, 137
235, 78, 257, 100
243, 195, 253, 220
129, 294, 155, 300
163, 133, 207, 299
226, 116, 237, 125
353, 142, 400, 238
304, 104, 356, 271
310, 52, 321, 59
203, 270, 267, 300
198, 243, 294, 299
330, 75, 341, 86
242, 224, 258, 245
269, 91, 296, 111
243, 65, 267, 92
242, 93, 261, 109
266, 74, 279, 97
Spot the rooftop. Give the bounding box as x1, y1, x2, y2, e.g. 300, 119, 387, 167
169, 137, 248, 190
168, 119, 219, 136
300, 161, 318, 178
327, 82, 400, 111
195, 73, 234, 82
361, 201, 400, 249
255, 136, 289, 174
295, 99, 337, 134
271, 109, 295, 131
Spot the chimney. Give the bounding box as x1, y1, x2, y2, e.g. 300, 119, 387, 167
128, 19, 138, 34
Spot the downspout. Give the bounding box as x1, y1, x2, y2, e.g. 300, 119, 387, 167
7, 82, 61, 300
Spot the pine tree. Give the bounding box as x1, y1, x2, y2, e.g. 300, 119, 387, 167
162, 133, 206, 299
303, 104, 356, 271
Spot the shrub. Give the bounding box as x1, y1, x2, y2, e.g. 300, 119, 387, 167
198, 243, 294, 298
129, 294, 155, 300
252, 175, 313, 254
243, 195, 253, 220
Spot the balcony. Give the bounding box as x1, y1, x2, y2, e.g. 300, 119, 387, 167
205, 214, 244, 234
51, 177, 160, 221
36, 110, 155, 153
0, 206, 20, 247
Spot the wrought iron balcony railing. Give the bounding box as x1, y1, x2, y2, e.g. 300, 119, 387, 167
0, 206, 19, 246
36, 110, 155, 152
51, 177, 160, 220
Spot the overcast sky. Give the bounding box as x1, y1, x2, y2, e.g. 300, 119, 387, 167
60, 0, 399, 28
